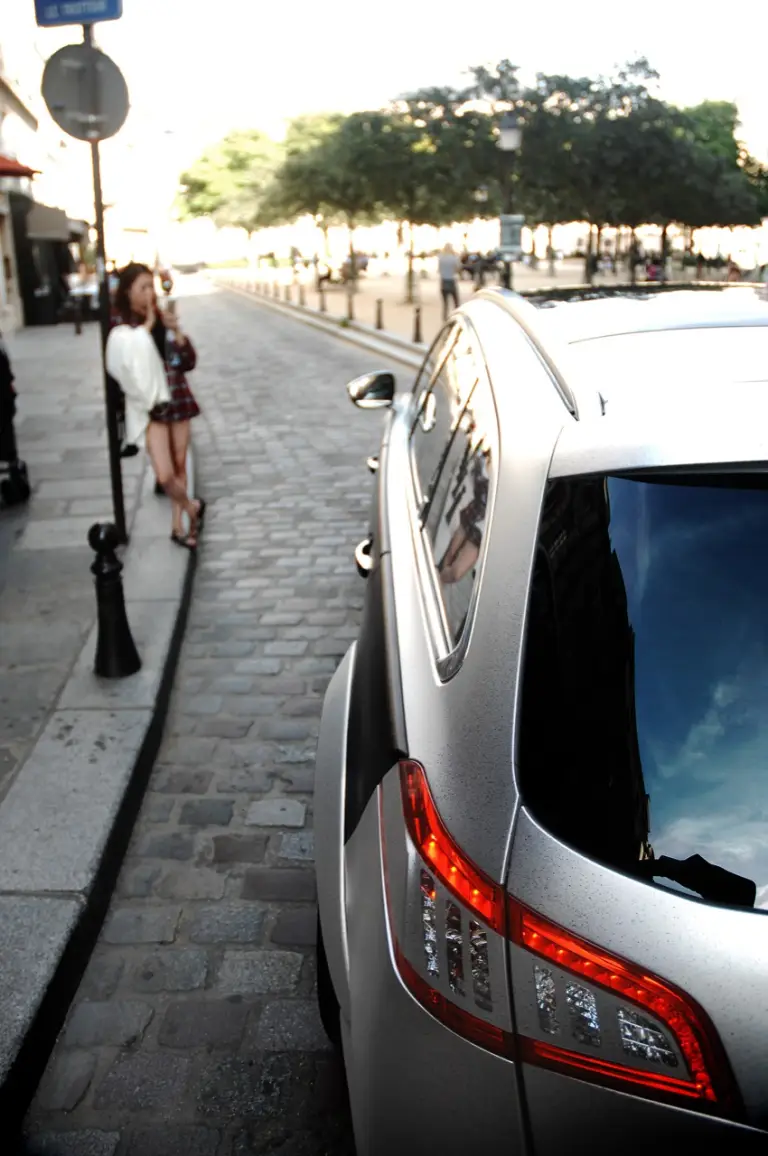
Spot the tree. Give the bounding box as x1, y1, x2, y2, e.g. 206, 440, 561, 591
515, 72, 603, 268
739, 149, 768, 220
262, 112, 386, 278
680, 101, 741, 167
378, 103, 490, 300
398, 85, 496, 221
178, 130, 281, 236
257, 114, 343, 247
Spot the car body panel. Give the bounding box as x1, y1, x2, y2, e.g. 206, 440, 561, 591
533, 284, 768, 344
318, 284, 768, 1152
314, 641, 354, 1021
343, 775, 528, 1156
550, 379, 768, 479
383, 298, 575, 881
507, 808, 768, 1128
522, 1066, 767, 1155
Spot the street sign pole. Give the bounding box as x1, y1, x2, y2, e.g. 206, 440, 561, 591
83, 22, 127, 544
40, 5, 129, 544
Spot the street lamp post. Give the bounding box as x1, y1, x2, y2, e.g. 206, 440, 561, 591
498, 111, 522, 290
473, 186, 489, 287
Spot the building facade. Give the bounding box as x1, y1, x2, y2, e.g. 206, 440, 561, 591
0, 15, 93, 332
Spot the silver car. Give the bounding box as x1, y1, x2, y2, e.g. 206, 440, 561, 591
314, 285, 768, 1155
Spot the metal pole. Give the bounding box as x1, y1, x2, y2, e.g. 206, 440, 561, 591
503, 153, 514, 291
83, 23, 127, 545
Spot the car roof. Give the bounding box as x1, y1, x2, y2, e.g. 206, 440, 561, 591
472, 287, 768, 476
528, 284, 768, 345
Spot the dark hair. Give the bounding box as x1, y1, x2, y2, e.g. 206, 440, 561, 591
115, 262, 152, 322
115, 262, 166, 359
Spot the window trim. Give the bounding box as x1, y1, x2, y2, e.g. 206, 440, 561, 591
406, 317, 499, 680
409, 321, 462, 514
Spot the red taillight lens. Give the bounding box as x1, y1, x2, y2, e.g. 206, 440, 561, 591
394, 940, 511, 1059
519, 1037, 710, 1102
386, 760, 741, 1118
510, 905, 738, 1111
400, 759, 505, 933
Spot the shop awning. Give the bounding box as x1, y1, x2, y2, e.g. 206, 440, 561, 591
68, 218, 90, 240
0, 154, 37, 179
25, 202, 70, 242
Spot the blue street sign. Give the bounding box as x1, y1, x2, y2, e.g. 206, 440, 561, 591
35, 0, 122, 28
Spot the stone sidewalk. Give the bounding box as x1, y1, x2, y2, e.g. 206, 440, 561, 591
18, 278, 407, 1155
0, 311, 195, 1128
0, 322, 144, 804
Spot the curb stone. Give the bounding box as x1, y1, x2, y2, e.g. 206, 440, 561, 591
0, 451, 198, 1133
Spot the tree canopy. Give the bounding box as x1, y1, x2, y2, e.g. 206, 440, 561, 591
177, 60, 768, 247
178, 130, 281, 233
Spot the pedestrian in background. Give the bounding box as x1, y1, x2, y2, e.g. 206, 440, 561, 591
438, 243, 460, 320
106, 263, 205, 550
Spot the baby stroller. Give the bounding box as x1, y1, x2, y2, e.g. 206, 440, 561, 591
0, 336, 30, 508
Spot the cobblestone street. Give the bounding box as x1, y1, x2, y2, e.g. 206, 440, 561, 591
21, 281, 398, 1155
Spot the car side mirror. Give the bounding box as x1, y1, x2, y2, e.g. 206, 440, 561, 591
347, 371, 395, 410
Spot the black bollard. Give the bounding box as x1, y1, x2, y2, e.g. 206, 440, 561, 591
74, 296, 83, 336
88, 523, 141, 679
346, 285, 355, 322
299, 282, 306, 307
375, 298, 383, 330
319, 284, 327, 313
285, 283, 292, 303
413, 306, 422, 344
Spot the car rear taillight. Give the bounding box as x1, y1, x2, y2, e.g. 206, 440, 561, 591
380, 760, 741, 1119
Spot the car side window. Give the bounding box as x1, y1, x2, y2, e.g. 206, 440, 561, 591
410, 324, 478, 511
411, 322, 455, 399
426, 375, 493, 648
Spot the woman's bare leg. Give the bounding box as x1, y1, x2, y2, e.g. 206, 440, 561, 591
146, 422, 199, 537
440, 539, 479, 584
169, 420, 191, 535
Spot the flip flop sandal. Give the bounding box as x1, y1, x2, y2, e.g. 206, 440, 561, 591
171, 530, 198, 551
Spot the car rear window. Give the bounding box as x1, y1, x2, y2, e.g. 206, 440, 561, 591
517, 472, 768, 912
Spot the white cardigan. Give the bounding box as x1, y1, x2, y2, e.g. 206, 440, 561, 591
105, 323, 171, 446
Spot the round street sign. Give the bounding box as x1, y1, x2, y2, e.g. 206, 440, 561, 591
42, 43, 129, 142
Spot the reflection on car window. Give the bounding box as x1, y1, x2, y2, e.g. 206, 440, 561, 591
518, 473, 768, 912
411, 326, 477, 507
426, 383, 493, 647
412, 322, 455, 398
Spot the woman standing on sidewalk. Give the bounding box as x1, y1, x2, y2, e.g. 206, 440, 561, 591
106, 263, 205, 549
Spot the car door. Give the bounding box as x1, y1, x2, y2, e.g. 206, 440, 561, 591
343, 323, 463, 844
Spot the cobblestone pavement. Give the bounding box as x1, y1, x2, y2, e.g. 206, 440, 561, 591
20, 280, 399, 1155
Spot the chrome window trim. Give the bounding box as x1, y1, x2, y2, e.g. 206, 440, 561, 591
405, 315, 499, 680
408, 319, 462, 514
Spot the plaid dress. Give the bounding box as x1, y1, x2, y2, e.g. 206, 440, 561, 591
150, 333, 201, 424
111, 314, 201, 425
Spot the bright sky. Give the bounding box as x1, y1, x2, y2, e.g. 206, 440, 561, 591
90, 0, 768, 162
7, 0, 768, 197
